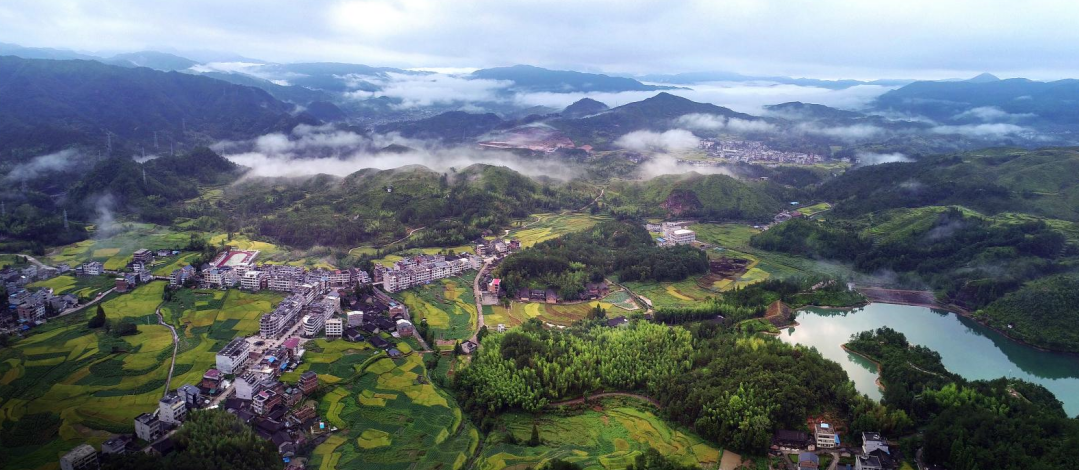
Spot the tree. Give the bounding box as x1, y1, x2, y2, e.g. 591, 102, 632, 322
88, 304, 107, 329
529, 422, 541, 446
477, 325, 490, 343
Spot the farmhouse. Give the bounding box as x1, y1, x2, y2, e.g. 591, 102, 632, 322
134, 412, 162, 442
158, 392, 187, 425
132, 248, 154, 264
814, 422, 839, 449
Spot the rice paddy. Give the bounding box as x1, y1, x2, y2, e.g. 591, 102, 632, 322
27, 275, 115, 300
483, 300, 611, 328
477, 396, 724, 470
0, 282, 286, 470
305, 351, 479, 470
395, 275, 477, 341
45, 223, 193, 267
506, 213, 609, 248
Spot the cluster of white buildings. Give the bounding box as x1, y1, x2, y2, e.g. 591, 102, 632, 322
202, 262, 369, 293
698, 139, 824, 165
374, 252, 481, 293
647, 221, 697, 247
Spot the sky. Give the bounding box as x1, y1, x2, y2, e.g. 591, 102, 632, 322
1, 0, 1078, 79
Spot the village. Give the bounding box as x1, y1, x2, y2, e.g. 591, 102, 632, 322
39, 235, 531, 470
695, 139, 826, 166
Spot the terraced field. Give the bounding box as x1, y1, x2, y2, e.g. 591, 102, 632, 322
396, 275, 477, 342
305, 351, 479, 470
622, 278, 721, 309
483, 300, 609, 328
0, 282, 285, 470
0, 283, 177, 470
506, 213, 609, 248
477, 397, 723, 470
45, 223, 192, 268
688, 223, 760, 248
27, 275, 115, 299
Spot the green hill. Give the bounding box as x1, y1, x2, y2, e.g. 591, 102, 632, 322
227, 164, 595, 248
975, 273, 1079, 353
0, 56, 316, 160
818, 147, 1079, 221
606, 173, 785, 221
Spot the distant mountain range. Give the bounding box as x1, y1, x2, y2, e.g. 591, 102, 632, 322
472, 64, 678, 93
0, 56, 315, 160
636, 71, 915, 90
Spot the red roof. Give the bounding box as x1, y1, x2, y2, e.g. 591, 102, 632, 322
282, 338, 300, 349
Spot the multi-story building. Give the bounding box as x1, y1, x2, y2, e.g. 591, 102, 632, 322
203, 267, 238, 288
298, 371, 318, 395
132, 249, 154, 264
395, 319, 414, 336
351, 268, 371, 285
380, 253, 479, 292
59, 444, 98, 470
814, 423, 838, 449
301, 314, 324, 337
259, 295, 305, 339
325, 318, 343, 338
252, 390, 281, 416
82, 261, 104, 276
134, 412, 162, 442
100, 434, 133, 455
347, 311, 364, 327
170, 266, 195, 286
669, 229, 696, 245
328, 269, 351, 287
177, 384, 202, 408
158, 392, 187, 425
215, 337, 251, 374
241, 271, 266, 291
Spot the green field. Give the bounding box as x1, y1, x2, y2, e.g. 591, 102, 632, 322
0, 282, 285, 470
506, 213, 609, 248
0, 283, 177, 470
477, 397, 723, 470
688, 223, 760, 248
28, 275, 115, 299
622, 277, 721, 309
305, 352, 479, 470
798, 202, 832, 217
484, 300, 611, 328
45, 223, 192, 268
396, 275, 477, 342
151, 252, 200, 276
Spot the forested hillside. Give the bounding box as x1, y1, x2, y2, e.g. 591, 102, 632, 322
496, 220, 708, 299
0, 56, 315, 160
224, 164, 595, 248
606, 173, 788, 221
847, 328, 1079, 470
457, 321, 906, 454
817, 147, 1079, 221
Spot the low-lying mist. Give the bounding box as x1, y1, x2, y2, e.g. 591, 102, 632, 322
213, 124, 583, 181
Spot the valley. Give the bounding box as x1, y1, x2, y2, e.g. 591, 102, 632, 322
1, 34, 1079, 470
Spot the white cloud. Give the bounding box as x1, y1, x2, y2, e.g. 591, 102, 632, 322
856, 151, 912, 166
216, 125, 581, 180
930, 123, 1030, 137
796, 123, 885, 141
615, 129, 700, 153
952, 106, 1035, 122
357, 72, 513, 108
5, 149, 82, 181
675, 113, 777, 133
636, 154, 734, 180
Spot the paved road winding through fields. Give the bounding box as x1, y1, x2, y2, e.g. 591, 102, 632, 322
155, 305, 180, 396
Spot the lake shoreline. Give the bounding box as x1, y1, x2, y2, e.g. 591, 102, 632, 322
857, 298, 1079, 358
840, 343, 885, 392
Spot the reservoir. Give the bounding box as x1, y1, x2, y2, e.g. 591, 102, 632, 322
778, 303, 1079, 417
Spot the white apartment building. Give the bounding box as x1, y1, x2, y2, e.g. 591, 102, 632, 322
325, 318, 343, 338
259, 295, 305, 339
241, 271, 265, 291
215, 337, 251, 374
815, 423, 838, 449
158, 393, 187, 425
302, 314, 324, 337
669, 229, 696, 245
